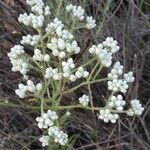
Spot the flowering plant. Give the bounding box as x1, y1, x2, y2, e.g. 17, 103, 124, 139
7, 0, 144, 148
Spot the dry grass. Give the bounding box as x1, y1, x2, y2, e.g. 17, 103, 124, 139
0, 0, 150, 149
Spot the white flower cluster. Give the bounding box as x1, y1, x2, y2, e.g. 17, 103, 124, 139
48, 126, 68, 146
33, 49, 50, 62
26, 0, 50, 16
98, 109, 119, 123
7, 45, 28, 75
21, 35, 40, 46
62, 58, 89, 81
46, 18, 80, 59
66, 4, 96, 29
124, 72, 135, 83
108, 95, 126, 111
18, 13, 44, 29
36, 110, 58, 129
46, 18, 64, 33
39, 135, 49, 147
66, 4, 85, 20
102, 37, 120, 53
15, 80, 42, 98
18, 0, 51, 29
85, 16, 96, 29
45, 59, 89, 82
36, 110, 68, 146
79, 95, 89, 106
127, 99, 144, 116
62, 58, 76, 81
89, 37, 120, 67
26, 0, 44, 14
75, 67, 89, 79
108, 62, 123, 79
45, 67, 62, 80
107, 62, 134, 93
107, 79, 129, 93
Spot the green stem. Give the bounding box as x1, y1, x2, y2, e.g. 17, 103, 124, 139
0, 102, 128, 114
87, 59, 100, 81
73, 25, 86, 30
62, 78, 108, 94
56, 0, 63, 16
41, 99, 44, 113
93, 64, 103, 79
81, 57, 97, 68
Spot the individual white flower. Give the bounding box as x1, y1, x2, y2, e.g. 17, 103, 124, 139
39, 135, 49, 147
69, 74, 77, 82
79, 95, 89, 107
57, 38, 66, 50
44, 6, 51, 16
66, 111, 71, 116
98, 109, 119, 123
44, 54, 50, 62
27, 80, 37, 92
89, 45, 97, 54
36, 83, 43, 92
52, 49, 59, 57
58, 51, 66, 59
45, 67, 53, 78
85, 16, 96, 29
127, 99, 144, 116
23, 75, 29, 80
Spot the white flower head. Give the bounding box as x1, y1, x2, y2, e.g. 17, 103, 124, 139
48, 126, 68, 145
39, 135, 49, 147
98, 109, 119, 123
79, 94, 90, 107
127, 99, 144, 116
85, 16, 96, 29
66, 4, 85, 20
108, 95, 126, 111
